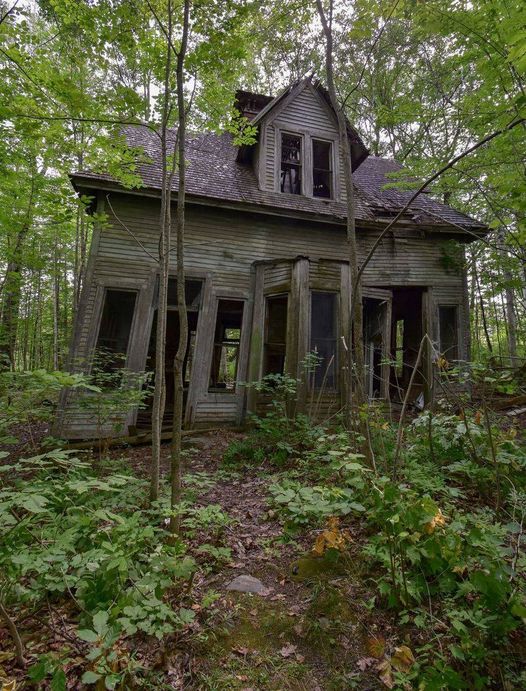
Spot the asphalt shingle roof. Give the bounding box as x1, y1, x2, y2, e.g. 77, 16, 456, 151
74, 126, 484, 232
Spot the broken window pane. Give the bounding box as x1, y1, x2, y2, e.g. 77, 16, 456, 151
209, 300, 244, 392
280, 133, 302, 194
439, 306, 459, 361
264, 294, 288, 376
95, 289, 137, 370
312, 139, 332, 199
310, 292, 337, 389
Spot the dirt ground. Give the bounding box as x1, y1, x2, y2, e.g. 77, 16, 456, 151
110, 431, 397, 689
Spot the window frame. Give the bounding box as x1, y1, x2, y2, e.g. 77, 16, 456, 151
311, 137, 334, 199
309, 290, 339, 391
91, 285, 140, 372
279, 131, 304, 195
208, 297, 246, 394
263, 293, 289, 377
274, 126, 338, 200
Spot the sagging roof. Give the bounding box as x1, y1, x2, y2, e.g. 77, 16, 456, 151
73, 126, 485, 235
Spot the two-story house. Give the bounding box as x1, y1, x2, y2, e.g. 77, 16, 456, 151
56, 77, 485, 439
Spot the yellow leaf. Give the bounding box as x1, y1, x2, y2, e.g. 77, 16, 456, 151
391, 645, 415, 672
1, 680, 17, 691
377, 659, 394, 688
310, 517, 352, 556
424, 508, 447, 534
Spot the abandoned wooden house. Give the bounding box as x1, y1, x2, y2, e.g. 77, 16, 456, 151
56, 77, 486, 439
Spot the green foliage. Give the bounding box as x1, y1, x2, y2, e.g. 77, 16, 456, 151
0, 450, 197, 688
262, 405, 526, 687
77, 349, 152, 445
0, 369, 88, 446
268, 480, 365, 528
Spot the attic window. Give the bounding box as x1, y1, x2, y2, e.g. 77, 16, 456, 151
280, 133, 302, 194
312, 139, 332, 198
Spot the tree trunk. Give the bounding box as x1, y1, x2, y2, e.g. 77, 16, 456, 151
316, 0, 374, 471
170, 0, 191, 536
150, 8, 174, 503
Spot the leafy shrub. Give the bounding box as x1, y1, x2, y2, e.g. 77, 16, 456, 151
268, 479, 365, 528
0, 450, 197, 689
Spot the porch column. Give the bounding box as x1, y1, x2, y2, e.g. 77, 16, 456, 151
287, 256, 310, 414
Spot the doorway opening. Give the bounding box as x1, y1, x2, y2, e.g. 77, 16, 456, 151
390, 287, 425, 403
137, 278, 202, 429
363, 297, 388, 399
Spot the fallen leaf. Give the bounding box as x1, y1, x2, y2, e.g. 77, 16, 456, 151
280, 643, 297, 658
391, 645, 415, 672
295, 653, 305, 663
366, 635, 386, 659
356, 656, 376, 671
311, 516, 352, 556
232, 646, 249, 656
377, 659, 394, 688
1, 681, 17, 691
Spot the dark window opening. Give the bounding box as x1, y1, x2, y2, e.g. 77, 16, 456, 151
310, 292, 338, 389
439, 306, 459, 362
389, 287, 424, 403
312, 139, 332, 199
95, 289, 137, 371
209, 300, 244, 392
153, 277, 203, 310
263, 294, 288, 376
139, 279, 203, 428
280, 133, 302, 194
363, 297, 387, 399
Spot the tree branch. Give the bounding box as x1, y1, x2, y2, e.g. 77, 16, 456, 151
354, 117, 526, 296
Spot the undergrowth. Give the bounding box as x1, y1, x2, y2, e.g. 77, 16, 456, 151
224, 377, 526, 688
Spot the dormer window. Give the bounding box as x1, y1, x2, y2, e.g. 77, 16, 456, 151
280, 133, 302, 194
312, 139, 332, 198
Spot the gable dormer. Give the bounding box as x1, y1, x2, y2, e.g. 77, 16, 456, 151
236, 78, 368, 203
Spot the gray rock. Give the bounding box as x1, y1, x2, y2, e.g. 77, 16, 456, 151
226, 574, 267, 594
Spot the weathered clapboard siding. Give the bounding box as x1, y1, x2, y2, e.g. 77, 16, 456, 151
261, 83, 342, 197
58, 191, 468, 438
93, 196, 464, 289
274, 86, 339, 136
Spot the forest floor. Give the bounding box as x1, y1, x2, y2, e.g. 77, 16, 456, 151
112, 431, 393, 689
3, 409, 524, 690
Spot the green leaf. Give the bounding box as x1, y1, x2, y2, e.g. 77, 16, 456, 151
51, 668, 67, 691
77, 629, 99, 642
20, 493, 49, 513
81, 671, 102, 684
93, 610, 109, 636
